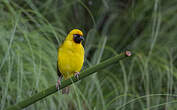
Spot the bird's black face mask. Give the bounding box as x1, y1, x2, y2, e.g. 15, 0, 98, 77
73, 34, 84, 43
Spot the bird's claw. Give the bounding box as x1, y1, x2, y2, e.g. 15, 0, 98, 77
74, 72, 80, 80
125, 51, 131, 56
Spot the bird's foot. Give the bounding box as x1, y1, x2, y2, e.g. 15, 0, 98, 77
125, 51, 131, 56
74, 72, 80, 80
56, 77, 62, 91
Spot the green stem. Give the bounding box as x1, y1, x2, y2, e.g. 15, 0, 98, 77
6, 51, 133, 110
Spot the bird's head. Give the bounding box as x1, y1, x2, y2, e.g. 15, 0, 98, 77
66, 29, 84, 44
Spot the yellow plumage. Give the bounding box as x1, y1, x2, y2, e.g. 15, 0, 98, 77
57, 29, 84, 80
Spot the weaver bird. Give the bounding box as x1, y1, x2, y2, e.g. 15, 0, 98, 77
56, 29, 84, 93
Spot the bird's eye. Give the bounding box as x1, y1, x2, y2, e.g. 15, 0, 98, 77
73, 34, 80, 38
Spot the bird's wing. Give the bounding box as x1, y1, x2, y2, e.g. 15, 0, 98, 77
57, 60, 62, 77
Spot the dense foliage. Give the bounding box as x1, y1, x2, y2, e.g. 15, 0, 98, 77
0, 0, 177, 109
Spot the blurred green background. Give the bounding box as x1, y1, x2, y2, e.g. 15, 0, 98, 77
0, 0, 177, 110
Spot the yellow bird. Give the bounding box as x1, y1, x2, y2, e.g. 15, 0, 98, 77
56, 29, 84, 93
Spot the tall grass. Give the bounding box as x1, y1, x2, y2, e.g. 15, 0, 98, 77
0, 0, 177, 110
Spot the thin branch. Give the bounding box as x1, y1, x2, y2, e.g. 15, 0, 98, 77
6, 51, 133, 110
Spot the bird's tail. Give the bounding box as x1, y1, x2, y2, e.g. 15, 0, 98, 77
62, 86, 70, 94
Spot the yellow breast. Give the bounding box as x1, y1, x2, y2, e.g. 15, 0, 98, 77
58, 40, 84, 79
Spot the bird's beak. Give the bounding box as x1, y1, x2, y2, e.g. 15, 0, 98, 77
80, 36, 84, 41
